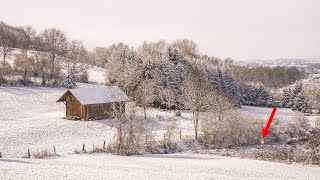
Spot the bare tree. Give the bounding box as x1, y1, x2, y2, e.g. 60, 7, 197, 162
40, 28, 68, 79
0, 21, 16, 73
66, 40, 88, 74
14, 56, 34, 85
160, 88, 175, 110
211, 92, 234, 122
109, 102, 145, 155
172, 39, 199, 59
32, 52, 51, 85
20, 25, 36, 57
183, 72, 215, 139
135, 79, 156, 120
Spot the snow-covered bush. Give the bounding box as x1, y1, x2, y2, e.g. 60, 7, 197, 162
108, 105, 146, 155
282, 113, 310, 140
77, 70, 89, 83
200, 110, 263, 148
162, 118, 178, 153
63, 74, 77, 89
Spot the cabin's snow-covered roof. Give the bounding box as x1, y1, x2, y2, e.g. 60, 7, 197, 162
57, 86, 129, 105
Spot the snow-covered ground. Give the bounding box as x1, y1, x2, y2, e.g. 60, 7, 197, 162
0, 85, 190, 158
0, 85, 116, 158
1, 153, 320, 180
87, 65, 107, 85
0, 86, 317, 158
241, 105, 293, 120
1, 63, 319, 179
241, 105, 318, 126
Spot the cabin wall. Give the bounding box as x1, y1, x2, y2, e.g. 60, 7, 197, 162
66, 95, 82, 119
84, 102, 125, 120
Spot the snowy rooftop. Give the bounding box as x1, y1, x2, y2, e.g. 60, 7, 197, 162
57, 86, 129, 105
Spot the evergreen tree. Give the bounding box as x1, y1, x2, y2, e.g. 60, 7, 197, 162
281, 88, 291, 107
63, 74, 77, 89
292, 81, 302, 96
292, 91, 311, 113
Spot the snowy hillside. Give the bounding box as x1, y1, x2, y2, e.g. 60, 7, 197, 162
1, 52, 319, 180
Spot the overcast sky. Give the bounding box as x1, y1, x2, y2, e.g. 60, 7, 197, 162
1, 0, 319, 60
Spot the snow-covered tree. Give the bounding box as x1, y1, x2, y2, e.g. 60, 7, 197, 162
63, 74, 77, 89
281, 88, 292, 107
292, 91, 311, 113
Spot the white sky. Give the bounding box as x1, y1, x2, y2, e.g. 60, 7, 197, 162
1, 0, 319, 60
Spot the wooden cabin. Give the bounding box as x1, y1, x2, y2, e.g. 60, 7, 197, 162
56, 86, 129, 120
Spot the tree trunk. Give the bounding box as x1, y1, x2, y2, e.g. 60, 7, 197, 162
50, 53, 55, 80
23, 68, 27, 85
144, 106, 147, 120
193, 111, 199, 139
118, 126, 122, 154
2, 51, 7, 72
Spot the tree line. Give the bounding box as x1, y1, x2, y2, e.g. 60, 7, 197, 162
0, 21, 88, 86
100, 40, 278, 125
281, 82, 320, 114
1, 21, 307, 111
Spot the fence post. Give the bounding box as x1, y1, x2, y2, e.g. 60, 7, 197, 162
53, 146, 56, 154
103, 141, 106, 149
27, 149, 31, 158
82, 144, 85, 152
180, 130, 182, 139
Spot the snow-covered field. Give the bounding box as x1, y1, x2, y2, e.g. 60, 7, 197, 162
242, 105, 318, 126
0, 85, 193, 158
1, 70, 319, 179
241, 105, 293, 120
1, 153, 320, 180
0, 85, 116, 158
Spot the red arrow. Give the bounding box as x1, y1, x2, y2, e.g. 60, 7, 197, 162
262, 108, 277, 138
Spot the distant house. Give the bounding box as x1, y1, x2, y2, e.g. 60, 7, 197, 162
57, 86, 129, 120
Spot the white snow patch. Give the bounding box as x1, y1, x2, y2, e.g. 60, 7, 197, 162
1, 153, 319, 180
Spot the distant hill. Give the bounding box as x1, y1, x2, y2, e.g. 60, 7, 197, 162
235, 58, 320, 68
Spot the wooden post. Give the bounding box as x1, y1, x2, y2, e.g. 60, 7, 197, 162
27, 149, 31, 158
103, 140, 106, 149
145, 134, 148, 142
180, 130, 182, 139
53, 146, 56, 154
82, 144, 85, 152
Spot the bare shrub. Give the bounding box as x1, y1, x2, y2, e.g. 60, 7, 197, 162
23, 149, 57, 159
108, 104, 146, 155
144, 132, 158, 153
174, 110, 182, 116
162, 118, 178, 153
200, 110, 263, 148
282, 112, 310, 140
264, 118, 282, 143
77, 70, 89, 83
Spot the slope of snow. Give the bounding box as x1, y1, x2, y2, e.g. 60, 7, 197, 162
0, 86, 115, 158
241, 105, 293, 120
1, 153, 319, 180
87, 65, 107, 85
241, 105, 318, 126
